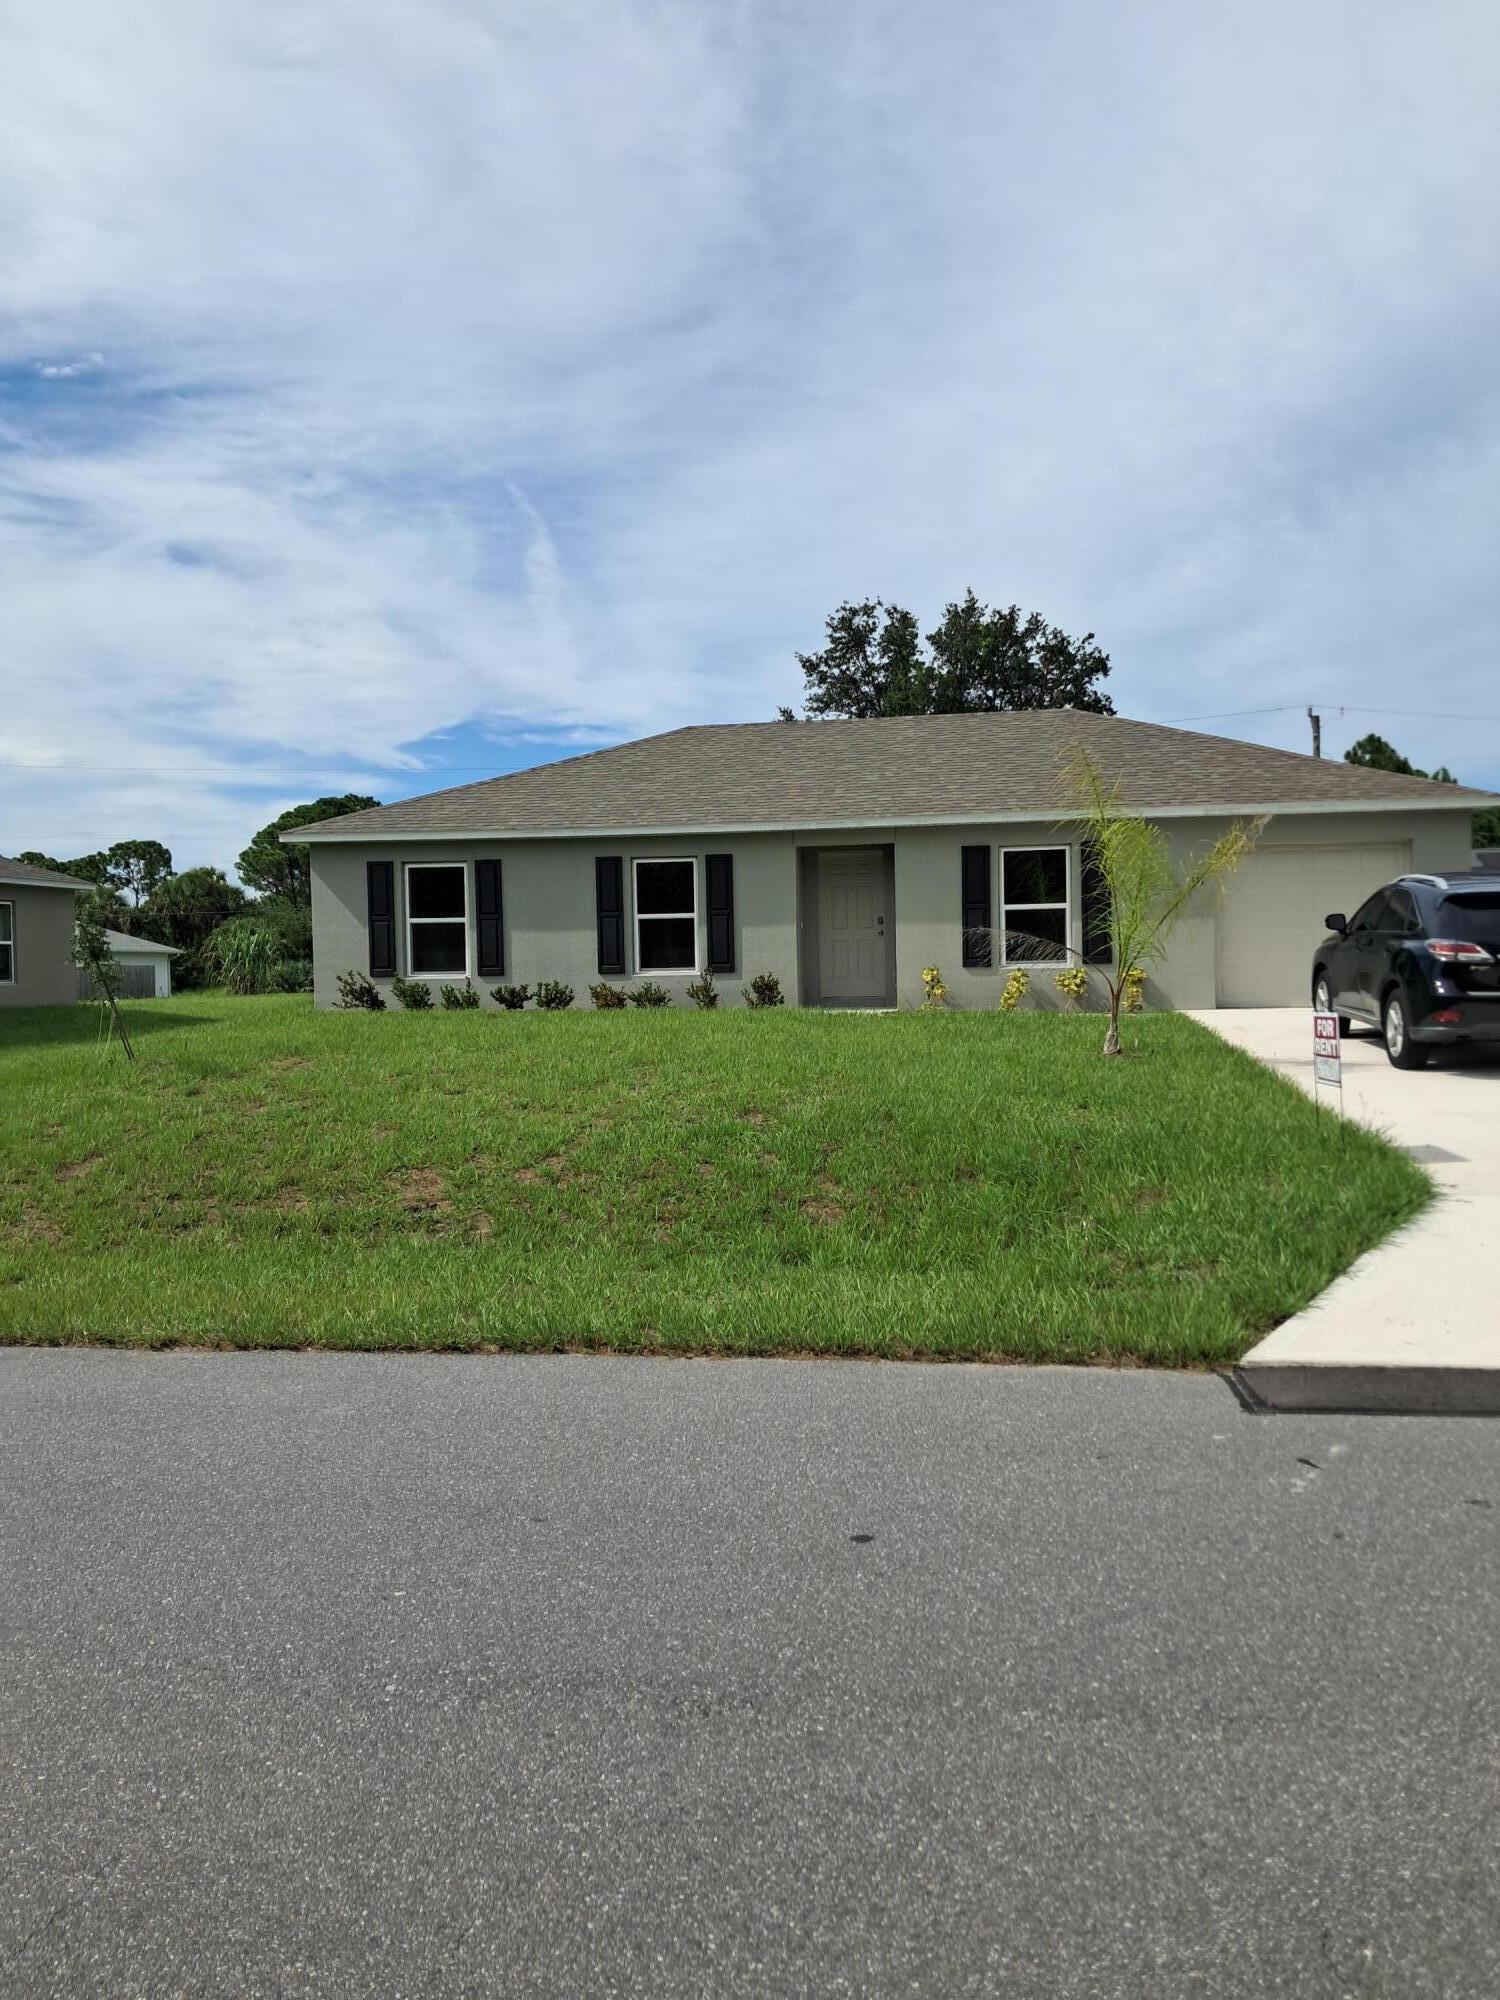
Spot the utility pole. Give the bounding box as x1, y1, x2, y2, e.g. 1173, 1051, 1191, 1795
1307, 706, 1322, 758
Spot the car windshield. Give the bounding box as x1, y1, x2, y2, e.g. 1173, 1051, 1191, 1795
1435, 892, 1500, 945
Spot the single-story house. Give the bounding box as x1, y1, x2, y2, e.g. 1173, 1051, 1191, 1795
289, 710, 1498, 1012
97, 929, 179, 999
0, 855, 92, 1008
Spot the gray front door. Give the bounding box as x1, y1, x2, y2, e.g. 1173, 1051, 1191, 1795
817, 849, 887, 1002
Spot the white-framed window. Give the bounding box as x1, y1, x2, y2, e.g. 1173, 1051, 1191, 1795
0, 901, 12, 983
405, 862, 469, 976
1000, 846, 1070, 965
633, 858, 698, 974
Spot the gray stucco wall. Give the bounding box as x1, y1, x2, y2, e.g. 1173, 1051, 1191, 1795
0, 884, 82, 1008
307, 807, 1479, 1013
310, 834, 800, 1010
889, 807, 1476, 1011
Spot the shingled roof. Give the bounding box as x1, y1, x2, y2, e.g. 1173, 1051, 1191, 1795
292, 710, 1495, 842
0, 855, 94, 891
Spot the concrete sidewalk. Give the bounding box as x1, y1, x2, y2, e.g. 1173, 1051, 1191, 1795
1190, 1009, 1500, 1413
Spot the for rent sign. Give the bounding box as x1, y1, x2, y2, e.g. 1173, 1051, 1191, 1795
1313, 1011, 1342, 1088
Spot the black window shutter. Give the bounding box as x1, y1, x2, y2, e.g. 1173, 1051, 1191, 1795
1081, 841, 1112, 965
367, 860, 396, 977
705, 853, 735, 973
475, 859, 504, 977
960, 845, 992, 968
595, 856, 625, 974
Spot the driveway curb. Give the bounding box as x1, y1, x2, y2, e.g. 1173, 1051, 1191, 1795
1234, 1361, 1500, 1417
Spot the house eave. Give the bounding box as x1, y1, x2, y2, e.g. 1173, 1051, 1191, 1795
0, 873, 95, 892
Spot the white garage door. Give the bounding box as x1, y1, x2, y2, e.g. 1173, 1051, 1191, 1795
1215, 842, 1411, 1007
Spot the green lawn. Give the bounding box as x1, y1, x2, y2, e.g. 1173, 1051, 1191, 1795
0, 994, 1428, 1364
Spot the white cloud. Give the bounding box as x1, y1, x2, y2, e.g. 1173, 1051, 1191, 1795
3, 0, 1499, 868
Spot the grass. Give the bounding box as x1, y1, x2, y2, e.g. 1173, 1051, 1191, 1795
0, 994, 1430, 1365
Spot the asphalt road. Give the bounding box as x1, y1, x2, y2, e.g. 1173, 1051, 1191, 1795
3, 1354, 1498, 1999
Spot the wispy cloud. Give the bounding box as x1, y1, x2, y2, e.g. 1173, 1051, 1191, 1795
4, 0, 1499, 867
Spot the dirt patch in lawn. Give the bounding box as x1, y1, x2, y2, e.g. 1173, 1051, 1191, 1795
388, 1168, 452, 1216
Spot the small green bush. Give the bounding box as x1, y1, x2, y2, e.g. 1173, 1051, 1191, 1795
391, 975, 434, 1010
533, 981, 574, 1010
440, 982, 479, 1010
590, 983, 628, 1010
335, 969, 385, 1011
490, 984, 532, 1010
273, 957, 315, 994
742, 972, 785, 1008
686, 973, 719, 1009
627, 981, 672, 1008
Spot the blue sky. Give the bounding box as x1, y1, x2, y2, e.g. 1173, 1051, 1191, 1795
4, 0, 1499, 871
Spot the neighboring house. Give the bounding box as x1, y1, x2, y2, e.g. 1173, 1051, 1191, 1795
0, 855, 92, 1008
289, 711, 1498, 1012
91, 929, 179, 1000
1476, 849, 1500, 874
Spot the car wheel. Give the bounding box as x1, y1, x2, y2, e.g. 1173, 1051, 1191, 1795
1383, 990, 1428, 1069
1312, 973, 1350, 1037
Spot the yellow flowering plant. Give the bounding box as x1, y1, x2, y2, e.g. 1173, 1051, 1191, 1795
999, 966, 1030, 1011
919, 966, 949, 1010
1053, 966, 1088, 1011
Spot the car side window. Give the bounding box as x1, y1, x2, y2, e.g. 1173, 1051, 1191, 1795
1349, 891, 1389, 933
1385, 889, 1420, 934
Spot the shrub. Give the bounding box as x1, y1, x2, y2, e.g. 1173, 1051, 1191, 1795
440, 982, 479, 1010
686, 973, 719, 1009
391, 975, 434, 1010
256, 896, 314, 963
490, 984, 532, 1010
743, 972, 785, 1008
335, 968, 385, 1011
533, 980, 574, 1011
999, 967, 1030, 1012
204, 917, 281, 995
274, 957, 315, 994
590, 982, 628, 1010
919, 966, 948, 1010
1053, 966, 1089, 1011
627, 981, 671, 1008
1124, 966, 1147, 1014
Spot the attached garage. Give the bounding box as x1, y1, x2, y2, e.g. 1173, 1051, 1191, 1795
1215, 841, 1412, 1007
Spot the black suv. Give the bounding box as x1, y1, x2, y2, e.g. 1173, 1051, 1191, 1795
1312, 873, 1500, 1068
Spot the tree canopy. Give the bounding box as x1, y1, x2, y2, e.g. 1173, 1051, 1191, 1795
17, 840, 172, 911
106, 839, 174, 906
139, 867, 248, 972
1342, 733, 1452, 779
237, 795, 380, 905
1342, 733, 1498, 842
780, 592, 1113, 721
17, 848, 100, 884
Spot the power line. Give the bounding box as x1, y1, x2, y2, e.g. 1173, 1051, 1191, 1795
1163, 702, 1500, 726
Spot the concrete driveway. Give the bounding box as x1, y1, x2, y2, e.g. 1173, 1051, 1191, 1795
1191, 1008, 1500, 1411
